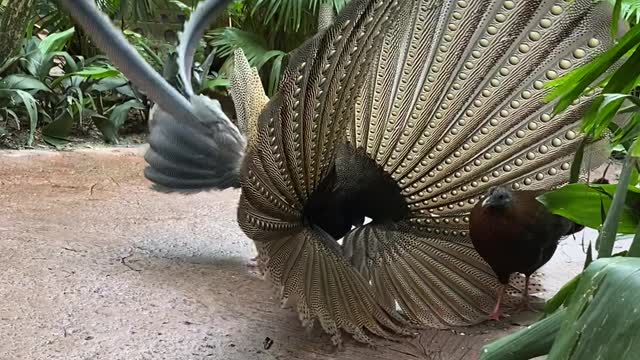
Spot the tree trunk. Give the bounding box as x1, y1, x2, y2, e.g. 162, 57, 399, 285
0, 0, 34, 66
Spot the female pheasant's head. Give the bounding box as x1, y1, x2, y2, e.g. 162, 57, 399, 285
481, 186, 513, 210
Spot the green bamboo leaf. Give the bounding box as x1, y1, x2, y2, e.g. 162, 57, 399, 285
612, 0, 623, 41
545, 24, 640, 113
582, 45, 640, 136
268, 52, 284, 96
631, 135, 640, 157
205, 77, 231, 89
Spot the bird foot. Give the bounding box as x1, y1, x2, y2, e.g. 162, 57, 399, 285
488, 309, 503, 321
247, 256, 258, 268
516, 300, 539, 313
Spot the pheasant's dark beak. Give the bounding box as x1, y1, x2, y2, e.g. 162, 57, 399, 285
481, 197, 491, 208
481, 196, 498, 208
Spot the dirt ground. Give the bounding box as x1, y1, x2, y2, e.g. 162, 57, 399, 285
0, 147, 624, 360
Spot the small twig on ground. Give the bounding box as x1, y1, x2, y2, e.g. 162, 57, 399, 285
61, 246, 83, 253
90, 183, 98, 196
120, 251, 141, 272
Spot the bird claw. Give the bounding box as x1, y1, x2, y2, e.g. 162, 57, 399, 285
516, 300, 539, 313
488, 309, 503, 321
246, 256, 258, 268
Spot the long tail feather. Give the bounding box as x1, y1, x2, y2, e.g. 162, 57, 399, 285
177, 0, 232, 98
57, 0, 196, 123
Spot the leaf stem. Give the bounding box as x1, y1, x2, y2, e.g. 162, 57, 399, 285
597, 151, 637, 258
626, 222, 640, 257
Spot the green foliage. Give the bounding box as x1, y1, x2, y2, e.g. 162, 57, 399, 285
537, 183, 640, 234
204, 0, 351, 96
0, 27, 143, 146
607, 0, 640, 26
548, 257, 640, 359
480, 308, 567, 360
207, 26, 285, 94
481, 258, 640, 360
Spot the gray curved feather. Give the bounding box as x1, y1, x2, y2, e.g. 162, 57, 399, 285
177, 0, 231, 98
57, 0, 197, 123
144, 95, 246, 192
60, 0, 245, 192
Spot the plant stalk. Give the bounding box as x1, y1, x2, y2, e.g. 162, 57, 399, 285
626, 222, 640, 257
597, 152, 636, 258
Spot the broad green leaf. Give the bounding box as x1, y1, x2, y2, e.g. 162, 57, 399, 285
3, 108, 19, 129
206, 77, 231, 89
627, 223, 640, 257
115, 84, 137, 99
537, 184, 640, 234
72, 66, 121, 79
109, 99, 145, 129
544, 273, 583, 315
42, 111, 75, 140
0, 74, 50, 92
92, 114, 118, 144
89, 77, 130, 92
480, 308, 566, 360
38, 51, 78, 81
42, 135, 70, 149
50, 66, 121, 89
547, 257, 640, 359
0, 89, 38, 145
0, 55, 21, 75
38, 27, 75, 54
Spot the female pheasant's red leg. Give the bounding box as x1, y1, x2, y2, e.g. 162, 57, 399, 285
489, 284, 505, 321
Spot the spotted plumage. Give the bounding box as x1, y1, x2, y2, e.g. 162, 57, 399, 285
60, 0, 617, 346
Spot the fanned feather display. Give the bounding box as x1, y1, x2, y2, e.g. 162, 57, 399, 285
238, 0, 615, 342
60, 0, 618, 346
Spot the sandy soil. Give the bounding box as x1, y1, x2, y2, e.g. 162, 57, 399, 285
0, 147, 623, 360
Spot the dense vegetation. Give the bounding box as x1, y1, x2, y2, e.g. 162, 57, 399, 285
0, 0, 347, 148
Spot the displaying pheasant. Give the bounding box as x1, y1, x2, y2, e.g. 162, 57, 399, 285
61, 0, 617, 346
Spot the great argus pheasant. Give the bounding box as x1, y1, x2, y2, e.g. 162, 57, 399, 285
61, 0, 616, 346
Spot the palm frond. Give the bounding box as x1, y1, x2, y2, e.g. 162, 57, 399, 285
250, 0, 349, 33
208, 27, 286, 95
